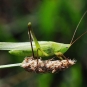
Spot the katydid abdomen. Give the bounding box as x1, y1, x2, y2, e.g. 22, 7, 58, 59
0, 41, 70, 57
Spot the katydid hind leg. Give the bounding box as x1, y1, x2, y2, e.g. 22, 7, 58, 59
28, 22, 39, 72
28, 22, 35, 58
28, 22, 48, 57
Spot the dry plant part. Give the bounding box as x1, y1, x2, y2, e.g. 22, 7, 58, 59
21, 57, 76, 73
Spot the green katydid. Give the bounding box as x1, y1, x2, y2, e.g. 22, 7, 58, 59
0, 11, 87, 60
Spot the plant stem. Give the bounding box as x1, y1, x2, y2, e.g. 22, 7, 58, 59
0, 63, 21, 69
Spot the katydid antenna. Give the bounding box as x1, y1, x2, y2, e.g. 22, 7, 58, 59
70, 11, 87, 45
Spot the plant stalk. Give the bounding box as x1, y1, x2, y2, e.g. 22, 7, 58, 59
0, 63, 21, 69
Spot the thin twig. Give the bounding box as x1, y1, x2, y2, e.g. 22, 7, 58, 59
0, 63, 21, 68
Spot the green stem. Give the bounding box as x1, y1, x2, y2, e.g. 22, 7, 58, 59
0, 63, 21, 69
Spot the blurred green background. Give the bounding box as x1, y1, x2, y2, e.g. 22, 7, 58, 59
0, 0, 87, 87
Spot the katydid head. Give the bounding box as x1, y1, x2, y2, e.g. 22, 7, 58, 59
70, 11, 87, 46
59, 43, 71, 53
